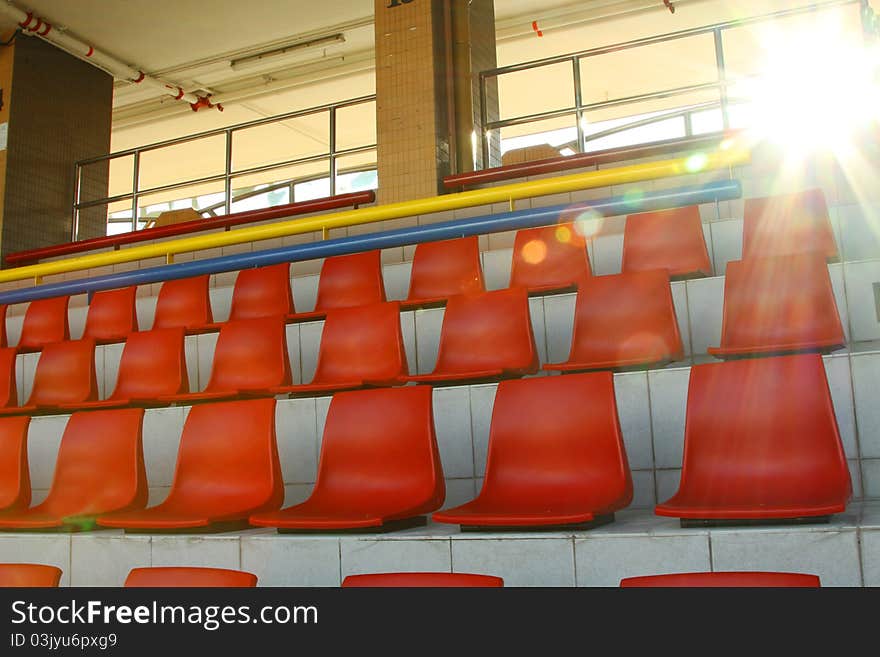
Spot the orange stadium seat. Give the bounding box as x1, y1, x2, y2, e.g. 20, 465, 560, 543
655, 354, 851, 524
620, 571, 821, 587
152, 275, 213, 333
0, 416, 30, 512
289, 250, 386, 322
742, 188, 838, 260
82, 286, 139, 344
622, 206, 711, 278
544, 269, 683, 372
0, 348, 18, 410
0, 338, 98, 415
125, 567, 258, 588
59, 328, 188, 410
204, 263, 293, 330
98, 398, 283, 532
708, 254, 845, 357
509, 223, 591, 294
250, 386, 444, 532
17, 296, 70, 352
401, 236, 485, 309
159, 318, 289, 403
342, 573, 504, 587
404, 287, 539, 385
0, 564, 62, 587
271, 302, 407, 395
433, 373, 632, 529
0, 408, 147, 531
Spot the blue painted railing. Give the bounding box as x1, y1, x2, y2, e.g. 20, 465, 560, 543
0, 180, 741, 305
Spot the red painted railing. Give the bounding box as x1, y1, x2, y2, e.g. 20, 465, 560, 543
6, 191, 375, 266
443, 133, 739, 190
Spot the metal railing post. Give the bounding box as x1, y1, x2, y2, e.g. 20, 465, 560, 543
131, 151, 140, 232
224, 129, 233, 216
329, 108, 337, 196
713, 28, 730, 130
572, 57, 586, 153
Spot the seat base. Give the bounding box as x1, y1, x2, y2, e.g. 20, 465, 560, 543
123, 520, 252, 535
680, 515, 831, 528
277, 515, 427, 535
459, 513, 615, 533
709, 345, 845, 360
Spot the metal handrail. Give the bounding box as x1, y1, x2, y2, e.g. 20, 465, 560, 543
480, 0, 862, 165
73, 94, 377, 237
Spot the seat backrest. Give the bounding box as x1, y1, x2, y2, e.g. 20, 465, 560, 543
743, 188, 838, 260
566, 269, 682, 366
716, 254, 843, 353
18, 296, 70, 350
0, 416, 30, 511
434, 287, 538, 375
484, 373, 631, 507
0, 564, 62, 587
0, 304, 7, 348
110, 328, 188, 401
0, 347, 17, 408
310, 387, 444, 510
153, 275, 213, 330
312, 302, 407, 384
27, 338, 98, 407
228, 263, 294, 321
160, 398, 283, 517
314, 251, 386, 312
342, 572, 503, 587
125, 567, 257, 587
620, 572, 821, 587
406, 237, 484, 302
82, 286, 138, 342
37, 408, 147, 523
205, 318, 290, 392
622, 206, 711, 277
678, 354, 851, 505
509, 223, 591, 292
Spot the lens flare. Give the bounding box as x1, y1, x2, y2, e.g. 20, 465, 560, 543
555, 225, 572, 243
521, 239, 547, 264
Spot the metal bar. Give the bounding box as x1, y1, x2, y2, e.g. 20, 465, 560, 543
329, 106, 337, 196
482, 0, 858, 78
0, 146, 750, 284
714, 28, 730, 130
479, 72, 490, 168
0, 180, 742, 304
487, 107, 579, 131
572, 57, 585, 153
582, 100, 722, 145
71, 163, 83, 241
131, 151, 140, 232
224, 129, 233, 216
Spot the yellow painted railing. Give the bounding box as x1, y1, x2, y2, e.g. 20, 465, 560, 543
4, 144, 749, 285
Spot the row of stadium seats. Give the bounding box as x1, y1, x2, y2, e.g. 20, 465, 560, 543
0, 254, 845, 415
0, 563, 823, 587
0, 188, 837, 354
0, 354, 850, 531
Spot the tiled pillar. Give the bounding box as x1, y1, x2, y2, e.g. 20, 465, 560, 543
374, 0, 498, 204
0, 33, 112, 265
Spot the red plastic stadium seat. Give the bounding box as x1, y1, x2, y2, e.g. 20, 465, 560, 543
433, 373, 632, 529
544, 269, 683, 372
509, 223, 591, 294
622, 206, 711, 278
0, 416, 30, 512
250, 387, 444, 531
342, 573, 504, 587
401, 237, 485, 309
404, 287, 539, 385
620, 572, 820, 587
0, 348, 18, 410
289, 251, 386, 322
98, 398, 283, 532
0, 408, 147, 531
655, 354, 851, 523
0, 564, 62, 587
743, 188, 838, 260
159, 318, 289, 404
0, 339, 98, 415
125, 567, 257, 588
152, 275, 213, 333
271, 302, 407, 395
82, 286, 138, 344
17, 296, 70, 352
59, 328, 188, 410
708, 254, 844, 357
205, 263, 293, 330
